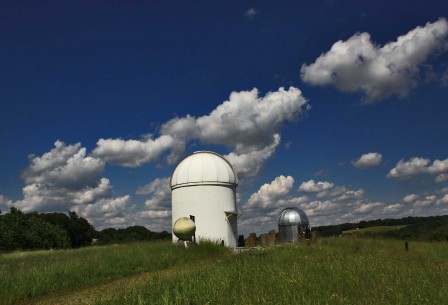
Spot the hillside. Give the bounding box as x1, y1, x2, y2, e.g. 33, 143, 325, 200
314, 214, 448, 240
342, 225, 406, 236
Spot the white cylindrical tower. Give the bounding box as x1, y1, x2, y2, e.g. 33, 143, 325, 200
170, 151, 238, 247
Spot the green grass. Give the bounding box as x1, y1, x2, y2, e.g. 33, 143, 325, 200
342, 225, 407, 235
98, 238, 448, 305
2, 238, 448, 305
0, 240, 228, 305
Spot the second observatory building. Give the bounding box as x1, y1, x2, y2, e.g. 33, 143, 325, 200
170, 151, 239, 247
278, 207, 310, 243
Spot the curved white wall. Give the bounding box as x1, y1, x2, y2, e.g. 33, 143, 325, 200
172, 184, 238, 247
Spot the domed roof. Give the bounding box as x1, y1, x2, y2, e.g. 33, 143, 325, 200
278, 207, 309, 226
170, 151, 238, 190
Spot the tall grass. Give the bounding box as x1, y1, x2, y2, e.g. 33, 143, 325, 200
2, 238, 447, 305
99, 238, 448, 305
0, 240, 228, 305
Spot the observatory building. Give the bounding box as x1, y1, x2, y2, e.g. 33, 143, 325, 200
278, 207, 311, 243
170, 151, 239, 247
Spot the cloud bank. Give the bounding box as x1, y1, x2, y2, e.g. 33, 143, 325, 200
8, 86, 309, 230
387, 157, 448, 180
301, 18, 448, 103
8, 141, 135, 229
94, 87, 309, 178
239, 174, 448, 235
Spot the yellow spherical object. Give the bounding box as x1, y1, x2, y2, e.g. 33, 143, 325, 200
173, 217, 196, 241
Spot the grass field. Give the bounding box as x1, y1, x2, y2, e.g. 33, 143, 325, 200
342, 225, 407, 236
0, 241, 228, 305
1, 238, 448, 305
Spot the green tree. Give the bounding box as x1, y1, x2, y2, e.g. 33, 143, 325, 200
0, 207, 70, 251
67, 211, 95, 247
39, 211, 96, 248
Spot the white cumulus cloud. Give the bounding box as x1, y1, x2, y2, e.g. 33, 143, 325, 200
72, 178, 113, 205
139, 177, 172, 209
92, 135, 179, 168
224, 134, 280, 177
298, 180, 334, 193
73, 195, 134, 229
161, 87, 309, 177
13, 141, 133, 221
246, 175, 295, 209
94, 87, 309, 179
403, 194, 419, 203
23, 140, 104, 189
388, 157, 448, 179
301, 18, 448, 103
352, 152, 382, 169
437, 194, 448, 205
413, 195, 436, 208
178, 87, 307, 152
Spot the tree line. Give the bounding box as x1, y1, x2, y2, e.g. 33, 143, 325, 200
313, 214, 448, 241
0, 207, 171, 252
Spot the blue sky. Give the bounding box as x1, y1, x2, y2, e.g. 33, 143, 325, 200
1, 1, 447, 235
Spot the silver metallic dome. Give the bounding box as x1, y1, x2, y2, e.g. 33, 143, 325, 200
278, 207, 309, 226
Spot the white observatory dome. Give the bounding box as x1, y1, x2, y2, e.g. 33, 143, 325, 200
170, 151, 238, 190
171, 151, 239, 247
